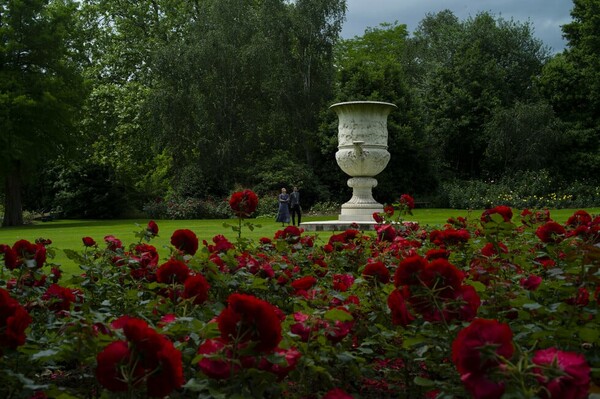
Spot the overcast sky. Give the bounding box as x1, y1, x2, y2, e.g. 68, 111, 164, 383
341, 0, 574, 53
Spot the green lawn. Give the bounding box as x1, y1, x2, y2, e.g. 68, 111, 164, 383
1, 208, 598, 275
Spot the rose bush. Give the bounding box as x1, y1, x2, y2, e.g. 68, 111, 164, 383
0, 205, 598, 398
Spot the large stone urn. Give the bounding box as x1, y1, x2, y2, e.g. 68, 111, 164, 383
330, 101, 397, 222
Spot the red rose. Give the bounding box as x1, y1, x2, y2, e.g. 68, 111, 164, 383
42, 284, 78, 312
104, 235, 122, 251
206, 234, 235, 253
447, 285, 481, 322
156, 259, 190, 284
536, 221, 567, 243
481, 205, 513, 223
424, 248, 450, 261
95, 341, 132, 392
323, 388, 354, 399
258, 347, 302, 380
146, 341, 185, 398
229, 189, 259, 217
182, 274, 210, 305
387, 287, 415, 326
372, 212, 384, 223
460, 372, 506, 399
170, 229, 199, 255
332, 273, 355, 292
394, 255, 427, 287
362, 261, 390, 284
197, 337, 237, 379
399, 194, 415, 210
421, 258, 464, 297
147, 220, 159, 236
566, 210, 592, 227
532, 348, 590, 399
217, 293, 282, 352
82, 236, 96, 247
452, 318, 514, 375
0, 288, 32, 352
0, 244, 19, 270
102, 317, 184, 396
480, 242, 508, 257
520, 275, 542, 291
291, 276, 317, 293
375, 223, 397, 242
12, 239, 37, 258
384, 204, 395, 216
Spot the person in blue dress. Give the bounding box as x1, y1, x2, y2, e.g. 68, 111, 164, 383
275, 187, 291, 226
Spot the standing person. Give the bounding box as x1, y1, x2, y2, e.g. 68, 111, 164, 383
290, 186, 302, 226
275, 188, 291, 226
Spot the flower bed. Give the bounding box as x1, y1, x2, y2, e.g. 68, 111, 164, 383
0, 193, 598, 398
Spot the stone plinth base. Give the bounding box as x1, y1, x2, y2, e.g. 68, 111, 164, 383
300, 220, 378, 232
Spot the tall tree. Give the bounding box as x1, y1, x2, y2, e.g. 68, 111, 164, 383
410, 11, 549, 179
537, 0, 600, 181
0, 0, 87, 226
147, 0, 346, 195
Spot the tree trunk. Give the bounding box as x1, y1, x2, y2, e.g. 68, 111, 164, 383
2, 162, 24, 227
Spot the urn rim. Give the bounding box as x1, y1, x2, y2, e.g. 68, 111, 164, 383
329, 101, 397, 110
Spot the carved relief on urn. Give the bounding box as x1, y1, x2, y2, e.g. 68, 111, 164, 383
330, 101, 397, 221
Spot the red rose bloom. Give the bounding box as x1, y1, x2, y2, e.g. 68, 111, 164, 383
42, 284, 77, 312
229, 189, 259, 217
156, 259, 190, 284
481, 205, 513, 223
147, 220, 159, 236
170, 229, 199, 255
372, 212, 384, 223
384, 204, 395, 216
96, 341, 132, 392
197, 337, 237, 379
399, 194, 415, 210
532, 348, 590, 399
101, 317, 184, 396
323, 388, 354, 399
0, 244, 19, 270
104, 235, 122, 251
520, 275, 542, 291
387, 287, 415, 326
536, 221, 567, 243
452, 318, 514, 375
146, 341, 185, 398
82, 236, 96, 247
0, 288, 32, 353
461, 372, 506, 399
332, 273, 355, 292
420, 258, 464, 297
291, 276, 317, 293
566, 210, 592, 228
362, 261, 390, 284
394, 255, 427, 287
258, 347, 302, 380
182, 274, 210, 304
217, 293, 282, 352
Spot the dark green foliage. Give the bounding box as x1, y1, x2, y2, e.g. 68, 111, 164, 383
0, 0, 87, 225
53, 163, 127, 219
444, 169, 600, 209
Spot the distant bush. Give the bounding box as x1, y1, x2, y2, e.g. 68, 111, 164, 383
306, 201, 340, 215
143, 197, 230, 219
443, 170, 600, 209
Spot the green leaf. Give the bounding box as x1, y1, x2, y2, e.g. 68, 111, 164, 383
414, 376, 436, 387
31, 348, 60, 360
578, 327, 600, 342
324, 308, 353, 322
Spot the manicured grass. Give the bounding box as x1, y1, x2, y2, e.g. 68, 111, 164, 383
1, 208, 598, 276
